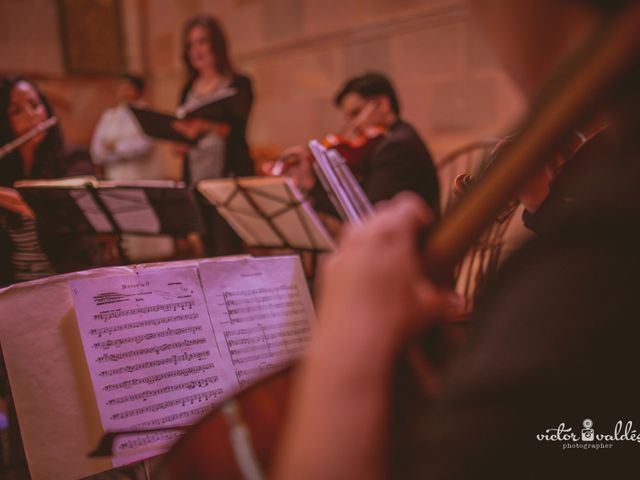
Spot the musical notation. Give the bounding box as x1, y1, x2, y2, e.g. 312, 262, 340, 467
89, 313, 199, 337
111, 389, 223, 421
95, 338, 207, 363
93, 300, 195, 322
225, 326, 310, 347
133, 405, 212, 429
103, 363, 216, 392
107, 376, 219, 406
115, 430, 183, 452
221, 285, 306, 325
216, 281, 312, 385
98, 350, 210, 377
71, 257, 315, 462
92, 326, 202, 350
236, 360, 291, 387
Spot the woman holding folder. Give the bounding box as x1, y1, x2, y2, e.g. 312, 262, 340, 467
173, 14, 255, 256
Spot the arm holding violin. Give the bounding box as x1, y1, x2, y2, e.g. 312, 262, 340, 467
273, 194, 462, 480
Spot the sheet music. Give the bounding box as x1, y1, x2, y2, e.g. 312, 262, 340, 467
198, 256, 315, 388
71, 266, 235, 459
69, 190, 114, 232
198, 176, 335, 250
98, 188, 161, 234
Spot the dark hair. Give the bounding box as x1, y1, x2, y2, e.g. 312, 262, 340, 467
334, 72, 401, 115
182, 14, 234, 80
120, 73, 145, 94
0, 75, 65, 186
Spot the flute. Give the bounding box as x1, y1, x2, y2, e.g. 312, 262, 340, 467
0, 116, 58, 160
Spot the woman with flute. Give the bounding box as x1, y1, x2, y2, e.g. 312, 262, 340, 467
0, 75, 96, 287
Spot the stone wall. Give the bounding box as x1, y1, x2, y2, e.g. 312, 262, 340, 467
0, 0, 524, 177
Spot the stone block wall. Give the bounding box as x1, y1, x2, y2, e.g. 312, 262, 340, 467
0, 0, 524, 179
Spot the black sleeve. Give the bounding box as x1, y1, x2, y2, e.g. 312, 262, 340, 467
224, 75, 255, 177
178, 81, 193, 107
363, 129, 440, 216
228, 74, 254, 122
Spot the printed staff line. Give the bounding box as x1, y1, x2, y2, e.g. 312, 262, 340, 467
223, 319, 309, 337
89, 313, 199, 337
96, 338, 207, 363
229, 337, 311, 356
226, 328, 311, 347
232, 348, 307, 365
107, 375, 219, 405
92, 326, 203, 350
111, 388, 224, 420
98, 350, 210, 377
103, 363, 216, 392
93, 300, 195, 321
133, 405, 212, 429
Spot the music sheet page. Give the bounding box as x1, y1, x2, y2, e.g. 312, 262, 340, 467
71, 265, 235, 460
69, 255, 315, 465
198, 256, 315, 389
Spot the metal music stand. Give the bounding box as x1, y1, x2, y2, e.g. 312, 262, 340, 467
197, 176, 334, 252
16, 180, 205, 264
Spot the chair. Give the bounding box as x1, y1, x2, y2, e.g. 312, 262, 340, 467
437, 139, 532, 312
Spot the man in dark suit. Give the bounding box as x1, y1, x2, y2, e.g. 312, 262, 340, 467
281, 72, 440, 218
331, 72, 440, 215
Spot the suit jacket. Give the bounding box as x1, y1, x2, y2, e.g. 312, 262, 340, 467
312, 119, 440, 217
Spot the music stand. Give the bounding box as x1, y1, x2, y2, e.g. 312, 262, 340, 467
197, 176, 334, 252
16, 180, 205, 263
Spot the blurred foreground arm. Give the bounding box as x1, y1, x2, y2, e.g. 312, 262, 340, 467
273, 193, 463, 480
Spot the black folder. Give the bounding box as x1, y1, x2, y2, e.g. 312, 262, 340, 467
129, 87, 238, 144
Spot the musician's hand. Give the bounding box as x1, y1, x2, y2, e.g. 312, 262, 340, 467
279, 146, 316, 192
171, 142, 191, 157
0, 187, 35, 218
316, 192, 463, 356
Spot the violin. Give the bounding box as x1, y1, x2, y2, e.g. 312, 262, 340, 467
265, 100, 388, 177
121, 4, 640, 479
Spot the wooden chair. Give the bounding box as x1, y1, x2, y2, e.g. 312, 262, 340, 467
437, 139, 531, 312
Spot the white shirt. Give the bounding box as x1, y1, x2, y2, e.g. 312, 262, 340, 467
90, 103, 160, 181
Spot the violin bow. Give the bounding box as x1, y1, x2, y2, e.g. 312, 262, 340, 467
423, 2, 640, 283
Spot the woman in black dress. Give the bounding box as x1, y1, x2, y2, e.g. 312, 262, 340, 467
174, 14, 255, 256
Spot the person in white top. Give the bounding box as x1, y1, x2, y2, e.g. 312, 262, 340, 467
91, 74, 161, 181
91, 74, 173, 261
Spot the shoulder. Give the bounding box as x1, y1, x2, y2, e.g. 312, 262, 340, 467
231, 73, 253, 91
376, 120, 432, 161
387, 120, 424, 144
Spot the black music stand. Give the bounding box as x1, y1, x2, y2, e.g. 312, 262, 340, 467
16, 181, 205, 264
197, 176, 334, 252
